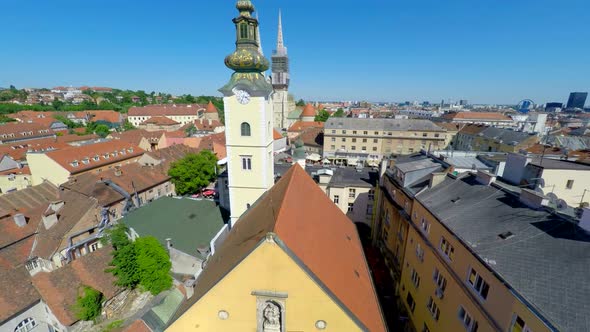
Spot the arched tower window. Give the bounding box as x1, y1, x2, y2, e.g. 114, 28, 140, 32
239, 23, 248, 39
14, 317, 36, 332
241, 122, 251, 136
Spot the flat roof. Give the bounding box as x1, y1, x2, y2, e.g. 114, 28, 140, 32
418, 174, 590, 332
123, 197, 227, 258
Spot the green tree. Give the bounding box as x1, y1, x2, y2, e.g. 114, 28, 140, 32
332, 108, 345, 117
135, 236, 172, 295
314, 109, 330, 122
94, 124, 111, 138
122, 120, 135, 131
73, 286, 104, 321
168, 150, 218, 195
104, 225, 140, 288
296, 99, 305, 107
184, 123, 197, 137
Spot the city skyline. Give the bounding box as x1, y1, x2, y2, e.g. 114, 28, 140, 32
1, 0, 588, 104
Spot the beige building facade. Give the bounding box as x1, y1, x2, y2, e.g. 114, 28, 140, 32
324, 118, 447, 164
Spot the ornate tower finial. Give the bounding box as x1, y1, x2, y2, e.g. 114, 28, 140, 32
219, 0, 273, 96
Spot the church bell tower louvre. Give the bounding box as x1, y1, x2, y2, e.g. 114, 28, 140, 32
220, 0, 275, 226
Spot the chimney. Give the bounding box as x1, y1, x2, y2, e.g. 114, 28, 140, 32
475, 170, 496, 186
114, 166, 122, 177
13, 213, 26, 227
183, 278, 196, 299
42, 209, 59, 229
197, 245, 210, 258
429, 172, 447, 188
519, 189, 549, 210
166, 238, 172, 250
578, 208, 590, 233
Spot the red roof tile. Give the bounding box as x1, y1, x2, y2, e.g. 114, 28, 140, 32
44, 141, 144, 174
287, 121, 324, 132
80, 110, 122, 123
141, 116, 180, 126
206, 101, 218, 114
301, 103, 316, 117
0, 122, 55, 140
273, 128, 283, 140
32, 247, 120, 326
128, 104, 206, 117
443, 111, 512, 121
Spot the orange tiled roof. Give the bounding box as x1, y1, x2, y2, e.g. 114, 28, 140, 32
128, 104, 206, 117
176, 165, 386, 331
79, 110, 122, 123
32, 247, 120, 326
206, 101, 218, 114
110, 129, 164, 145
0, 122, 55, 140
273, 128, 283, 140
196, 132, 227, 159
288, 120, 324, 132
444, 111, 512, 121
141, 116, 180, 126
44, 140, 144, 173
301, 103, 316, 117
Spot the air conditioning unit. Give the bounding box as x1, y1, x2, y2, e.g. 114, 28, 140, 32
435, 287, 444, 299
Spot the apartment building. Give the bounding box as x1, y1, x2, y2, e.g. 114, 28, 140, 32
27, 140, 144, 186
127, 104, 209, 127
323, 118, 447, 164
374, 161, 590, 332
454, 125, 539, 152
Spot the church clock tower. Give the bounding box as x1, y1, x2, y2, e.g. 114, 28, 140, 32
220, 0, 275, 225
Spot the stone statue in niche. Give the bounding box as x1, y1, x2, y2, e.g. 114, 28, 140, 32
262, 301, 281, 332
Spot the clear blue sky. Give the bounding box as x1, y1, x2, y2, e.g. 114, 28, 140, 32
1, 0, 588, 105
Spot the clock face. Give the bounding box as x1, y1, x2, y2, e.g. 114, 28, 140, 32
233, 88, 251, 105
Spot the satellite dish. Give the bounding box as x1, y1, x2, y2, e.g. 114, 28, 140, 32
547, 192, 558, 203
556, 199, 568, 210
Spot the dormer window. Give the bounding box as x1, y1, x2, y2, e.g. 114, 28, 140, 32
82, 157, 90, 164
93, 155, 100, 162
112, 151, 118, 157
128, 148, 133, 153
71, 160, 79, 167
103, 153, 110, 159
120, 149, 126, 155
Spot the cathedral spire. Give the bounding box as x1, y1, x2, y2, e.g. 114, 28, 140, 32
275, 9, 287, 56
256, 13, 263, 56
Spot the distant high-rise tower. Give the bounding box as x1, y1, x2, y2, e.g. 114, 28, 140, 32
271, 10, 294, 129
219, 0, 275, 225
566, 92, 588, 110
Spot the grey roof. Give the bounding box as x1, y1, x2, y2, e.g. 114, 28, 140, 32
443, 155, 493, 171
418, 175, 590, 332
123, 197, 226, 258
324, 118, 445, 132
542, 135, 590, 151
395, 159, 440, 173
327, 167, 378, 188
478, 127, 534, 145
287, 108, 303, 119
530, 158, 590, 170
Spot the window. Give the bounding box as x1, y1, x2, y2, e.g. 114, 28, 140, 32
368, 189, 375, 200
426, 297, 440, 321
349, 189, 356, 198
331, 137, 336, 142
435, 133, 440, 138
352, 138, 357, 142
241, 156, 252, 170
374, 131, 379, 135
89, 242, 99, 252
566, 180, 574, 189
14, 317, 36, 332
372, 147, 377, 151
340, 145, 345, 150
366, 204, 373, 215
467, 268, 490, 300
440, 237, 454, 261
331, 130, 336, 134
342, 130, 347, 134
362, 138, 367, 143
351, 146, 356, 151
241, 122, 251, 136
410, 268, 420, 288
342, 138, 346, 142
510, 315, 531, 332
25, 259, 39, 271
363, 131, 368, 135
333, 195, 339, 204
373, 138, 378, 143
423, 133, 428, 137
331, 145, 336, 149
433, 268, 448, 294
406, 293, 416, 313
352, 130, 357, 134
422, 323, 431, 332
362, 146, 367, 151
239, 23, 248, 39
347, 203, 354, 212
458, 306, 479, 332
420, 218, 430, 234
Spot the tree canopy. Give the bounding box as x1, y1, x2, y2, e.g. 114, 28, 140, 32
295, 99, 305, 107
314, 109, 330, 122
104, 225, 172, 295
332, 108, 345, 117
73, 286, 104, 321
168, 150, 218, 195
